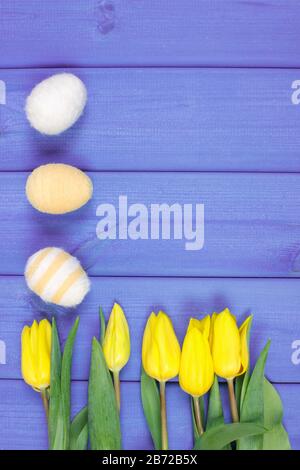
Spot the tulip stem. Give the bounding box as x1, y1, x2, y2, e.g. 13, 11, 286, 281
227, 378, 239, 423
41, 388, 49, 421
113, 371, 121, 412
193, 396, 204, 436
159, 381, 168, 450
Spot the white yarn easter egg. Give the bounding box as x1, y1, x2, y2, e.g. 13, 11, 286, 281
26, 163, 93, 214
25, 73, 87, 135
25, 247, 90, 307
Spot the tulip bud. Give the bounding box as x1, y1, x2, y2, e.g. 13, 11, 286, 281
142, 311, 181, 382
21, 319, 51, 391
103, 303, 130, 373
211, 308, 252, 379
187, 315, 211, 340
179, 323, 214, 397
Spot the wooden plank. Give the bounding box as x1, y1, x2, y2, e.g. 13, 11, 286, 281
1, 276, 300, 382
0, 172, 300, 277
1, 68, 300, 172
0, 1, 300, 68
0, 379, 297, 450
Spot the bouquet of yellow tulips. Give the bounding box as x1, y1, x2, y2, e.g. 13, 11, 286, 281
21, 304, 130, 450
141, 308, 291, 451
21, 305, 291, 450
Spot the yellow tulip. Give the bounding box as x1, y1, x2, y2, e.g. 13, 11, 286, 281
21, 319, 51, 391
142, 311, 181, 382
187, 315, 211, 340
179, 324, 214, 398
142, 311, 181, 450
103, 303, 130, 373
211, 308, 252, 380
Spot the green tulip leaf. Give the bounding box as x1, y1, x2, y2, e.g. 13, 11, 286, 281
88, 337, 121, 450
99, 307, 106, 346
235, 375, 243, 413
49, 318, 66, 450
236, 371, 250, 415
70, 406, 89, 450
60, 316, 80, 450
262, 379, 291, 450
206, 376, 230, 450
206, 376, 224, 430
194, 423, 266, 450
262, 423, 291, 451
264, 378, 283, 427
236, 315, 253, 413
48, 317, 79, 450
238, 340, 270, 450
141, 367, 162, 450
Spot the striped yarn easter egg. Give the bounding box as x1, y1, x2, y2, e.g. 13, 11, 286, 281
25, 247, 90, 307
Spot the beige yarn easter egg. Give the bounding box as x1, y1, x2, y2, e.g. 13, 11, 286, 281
25, 247, 90, 307
26, 163, 93, 214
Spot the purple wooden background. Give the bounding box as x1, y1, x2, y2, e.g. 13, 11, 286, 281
0, 0, 300, 450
